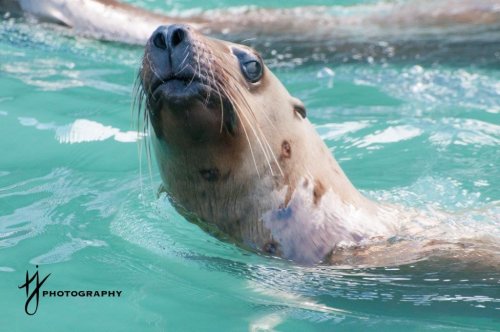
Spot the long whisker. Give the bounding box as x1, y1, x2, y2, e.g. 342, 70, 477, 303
239, 96, 283, 176
234, 107, 260, 177
178, 49, 190, 70
177, 50, 192, 75
202, 66, 212, 106
228, 80, 274, 175
132, 73, 145, 196
210, 64, 225, 133
221, 54, 284, 176
187, 45, 201, 87
134, 52, 157, 198
215, 54, 278, 176
234, 94, 274, 176
259, 128, 283, 176
145, 53, 165, 96
212, 61, 260, 174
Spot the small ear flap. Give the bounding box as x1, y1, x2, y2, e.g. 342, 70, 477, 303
292, 97, 307, 119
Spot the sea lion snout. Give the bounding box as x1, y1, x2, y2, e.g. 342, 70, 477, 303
146, 24, 199, 100
151, 24, 191, 54
141, 24, 242, 143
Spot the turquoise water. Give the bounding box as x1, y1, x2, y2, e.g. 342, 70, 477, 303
1, 0, 499, 331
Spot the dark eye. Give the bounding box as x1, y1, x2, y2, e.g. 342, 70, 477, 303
242, 60, 262, 83
232, 47, 264, 83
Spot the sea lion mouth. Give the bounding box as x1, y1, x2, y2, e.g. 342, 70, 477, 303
148, 72, 234, 117
150, 73, 205, 105
150, 75, 193, 95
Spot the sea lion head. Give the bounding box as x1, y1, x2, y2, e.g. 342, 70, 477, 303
139, 24, 306, 163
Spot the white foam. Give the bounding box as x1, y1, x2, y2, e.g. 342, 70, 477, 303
474, 180, 490, 187
30, 236, 107, 264
317, 121, 370, 141
357, 125, 422, 147
429, 118, 500, 148
18, 117, 143, 143
247, 279, 348, 328
249, 313, 283, 332
0, 266, 15, 272
2, 59, 130, 93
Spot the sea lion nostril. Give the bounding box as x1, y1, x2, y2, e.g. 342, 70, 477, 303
170, 28, 185, 48
153, 31, 167, 50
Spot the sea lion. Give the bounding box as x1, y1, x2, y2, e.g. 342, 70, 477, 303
137, 24, 500, 267
138, 24, 439, 266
